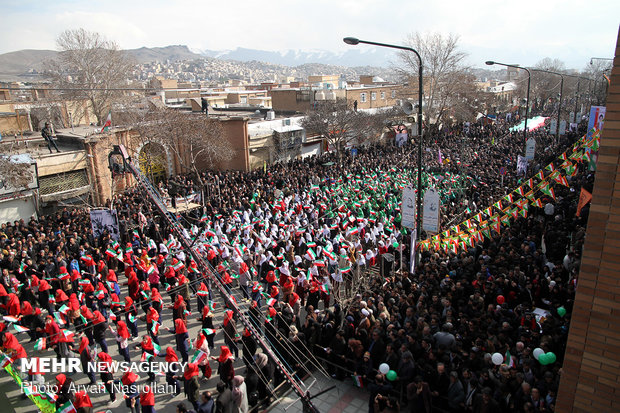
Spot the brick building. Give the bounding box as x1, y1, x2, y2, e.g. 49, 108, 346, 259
556, 28, 620, 412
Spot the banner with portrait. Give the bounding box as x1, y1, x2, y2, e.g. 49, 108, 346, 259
90, 209, 120, 241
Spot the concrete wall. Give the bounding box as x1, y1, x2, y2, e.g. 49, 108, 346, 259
556, 28, 620, 412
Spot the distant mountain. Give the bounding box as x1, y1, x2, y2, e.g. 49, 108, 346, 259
196, 47, 396, 68
127, 45, 204, 63
0, 44, 397, 82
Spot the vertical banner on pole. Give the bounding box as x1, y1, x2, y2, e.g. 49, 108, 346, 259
409, 234, 416, 274
422, 187, 440, 234
401, 186, 416, 230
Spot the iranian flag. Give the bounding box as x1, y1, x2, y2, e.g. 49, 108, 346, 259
94, 289, 105, 300
203, 328, 217, 335
191, 350, 207, 364
266, 298, 277, 307
353, 375, 364, 388
19, 262, 27, 274
105, 248, 117, 258
340, 266, 351, 274
34, 337, 46, 351
3, 316, 19, 323
314, 259, 325, 267
151, 321, 160, 335
205, 229, 216, 238
61, 330, 75, 343
200, 214, 209, 222
13, 324, 29, 333
148, 239, 157, 250
0, 355, 12, 368
320, 283, 330, 294
197, 289, 209, 297
323, 250, 335, 261
58, 304, 70, 315
140, 352, 154, 362
153, 342, 161, 355
147, 265, 156, 276
128, 314, 136, 323
172, 261, 184, 271
100, 112, 112, 133
305, 248, 316, 261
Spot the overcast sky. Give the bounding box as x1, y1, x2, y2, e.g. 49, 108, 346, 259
2, 0, 618, 70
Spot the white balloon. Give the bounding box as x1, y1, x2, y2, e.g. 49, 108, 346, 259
491, 352, 503, 365
379, 363, 390, 374
533, 348, 544, 360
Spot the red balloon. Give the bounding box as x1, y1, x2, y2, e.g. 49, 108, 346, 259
496, 295, 505, 305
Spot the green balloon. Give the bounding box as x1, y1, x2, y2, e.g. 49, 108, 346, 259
546, 352, 557, 364
557, 307, 566, 317
538, 353, 548, 365
386, 370, 398, 381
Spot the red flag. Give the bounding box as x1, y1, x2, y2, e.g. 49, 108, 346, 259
576, 188, 592, 217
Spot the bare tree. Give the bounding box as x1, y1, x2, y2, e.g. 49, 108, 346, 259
395, 32, 473, 130
0, 156, 35, 193
300, 100, 391, 153
46, 28, 135, 126
133, 108, 235, 188
530, 58, 566, 112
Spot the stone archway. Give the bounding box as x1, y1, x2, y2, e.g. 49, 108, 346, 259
137, 142, 170, 184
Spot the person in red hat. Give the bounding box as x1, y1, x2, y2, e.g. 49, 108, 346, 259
1, 330, 27, 361
220, 309, 238, 357
146, 306, 160, 346
37, 278, 53, 314
71, 335, 96, 384
139, 384, 156, 413
124, 296, 139, 339
98, 351, 117, 403
92, 310, 108, 353
173, 294, 187, 323
193, 331, 211, 379
74, 390, 93, 413
77, 305, 95, 345
175, 318, 190, 363
54, 373, 75, 411
44, 315, 65, 360
200, 303, 215, 349
241, 328, 257, 368
110, 320, 131, 362
214, 345, 235, 388
150, 287, 163, 316
3, 293, 20, 317
121, 371, 140, 413
165, 347, 181, 395
183, 363, 201, 410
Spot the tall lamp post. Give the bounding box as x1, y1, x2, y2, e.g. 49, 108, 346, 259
344, 36, 423, 267
529, 68, 564, 137
486, 61, 531, 141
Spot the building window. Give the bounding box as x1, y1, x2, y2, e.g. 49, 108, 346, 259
360, 93, 367, 103
381, 92, 385, 99
371, 92, 376, 101
391, 90, 396, 98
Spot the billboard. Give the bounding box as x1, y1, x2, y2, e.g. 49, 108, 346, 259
401, 185, 416, 229
422, 187, 440, 234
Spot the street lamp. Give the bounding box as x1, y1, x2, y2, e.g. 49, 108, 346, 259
344, 36, 423, 268
529, 68, 564, 137
486, 61, 531, 141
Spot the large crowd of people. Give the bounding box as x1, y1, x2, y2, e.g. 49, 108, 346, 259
0, 111, 594, 413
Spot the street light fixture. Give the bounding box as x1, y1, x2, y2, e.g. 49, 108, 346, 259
344, 36, 424, 268
486, 61, 531, 141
